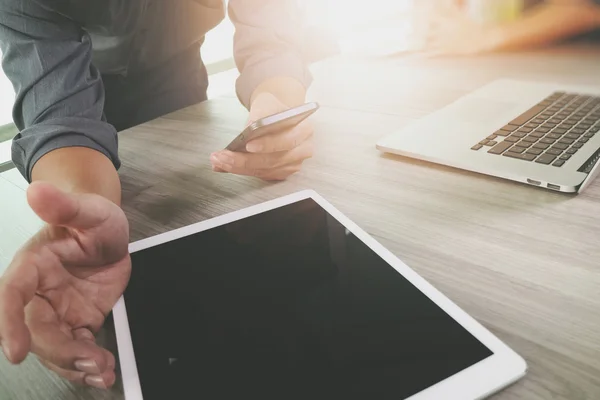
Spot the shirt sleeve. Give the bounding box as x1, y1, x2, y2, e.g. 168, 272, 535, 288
228, 0, 313, 108
0, 0, 120, 182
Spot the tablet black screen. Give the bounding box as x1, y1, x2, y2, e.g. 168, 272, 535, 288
123, 198, 492, 399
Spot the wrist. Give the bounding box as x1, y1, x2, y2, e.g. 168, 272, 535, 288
250, 77, 307, 109
31, 147, 122, 205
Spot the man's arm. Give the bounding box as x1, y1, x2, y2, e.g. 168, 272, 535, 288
0, 0, 121, 200
228, 0, 312, 108
487, 0, 600, 51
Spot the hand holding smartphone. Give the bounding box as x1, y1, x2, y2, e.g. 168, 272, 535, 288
225, 102, 320, 153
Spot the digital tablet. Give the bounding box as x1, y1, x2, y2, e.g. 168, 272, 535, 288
113, 190, 526, 400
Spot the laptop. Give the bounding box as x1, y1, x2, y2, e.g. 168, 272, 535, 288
376, 79, 600, 193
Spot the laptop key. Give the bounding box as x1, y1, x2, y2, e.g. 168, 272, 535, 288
591, 126, 600, 133
487, 141, 513, 155
551, 143, 569, 150
511, 146, 528, 154
471, 144, 483, 151
501, 124, 519, 132
552, 160, 566, 167
552, 128, 568, 135
508, 105, 547, 126
503, 152, 537, 161
530, 131, 545, 138
565, 133, 580, 139
560, 154, 572, 160
535, 154, 557, 164
512, 131, 527, 138
505, 136, 520, 143
517, 127, 533, 133
547, 133, 562, 139
540, 138, 556, 144
572, 143, 584, 149
558, 138, 575, 145
527, 148, 543, 156
533, 142, 550, 150
487, 140, 498, 146
566, 148, 578, 154
584, 132, 595, 138
487, 134, 497, 140
479, 139, 490, 146
578, 138, 589, 143
546, 148, 563, 156
517, 140, 533, 148
494, 129, 511, 136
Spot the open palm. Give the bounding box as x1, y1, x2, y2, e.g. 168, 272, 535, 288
0, 182, 131, 389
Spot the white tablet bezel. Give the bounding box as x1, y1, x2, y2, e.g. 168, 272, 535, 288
113, 190, 527, 400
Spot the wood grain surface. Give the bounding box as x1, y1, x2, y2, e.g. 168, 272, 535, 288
1, 44, 599, 399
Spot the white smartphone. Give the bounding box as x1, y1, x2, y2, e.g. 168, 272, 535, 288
225, 102, 319, 152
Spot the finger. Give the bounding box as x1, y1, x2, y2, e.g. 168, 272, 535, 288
38, 329, 117, 388
256, 162, 304, 181
246, 121, 313, 153
0, 249, 56, 363
0, 281, 32, 363
39, 357, 116, 389
211, 139, 313, 174
26, 302, 114, 376
27, 182, 112, 230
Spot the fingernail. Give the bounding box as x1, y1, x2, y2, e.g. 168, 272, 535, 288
85, 375, 107, 389
75, 359, 100, 374
246, 142, 263, 153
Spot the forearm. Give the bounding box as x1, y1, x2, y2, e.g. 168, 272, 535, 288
229, 0, 312, 108
250, 77, 307, 108
31, 147, 121, 205
488, 1, 600, 51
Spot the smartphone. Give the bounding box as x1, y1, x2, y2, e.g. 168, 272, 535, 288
225, 102, 320, 152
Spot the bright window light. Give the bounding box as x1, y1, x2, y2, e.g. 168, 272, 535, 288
301, 0, 415, 56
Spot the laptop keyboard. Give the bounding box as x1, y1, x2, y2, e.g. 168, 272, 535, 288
471, 92, 600, 167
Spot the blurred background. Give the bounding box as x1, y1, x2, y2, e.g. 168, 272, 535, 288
0, 0, 417, 153
4, 0, 597, 161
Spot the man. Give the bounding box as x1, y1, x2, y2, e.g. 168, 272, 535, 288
416, 0, 600, 55
0, 0, 314, 390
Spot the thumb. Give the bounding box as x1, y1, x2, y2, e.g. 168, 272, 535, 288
27, 182, 111, 230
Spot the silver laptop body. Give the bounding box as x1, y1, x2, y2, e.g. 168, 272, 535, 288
377, 79, 600, 193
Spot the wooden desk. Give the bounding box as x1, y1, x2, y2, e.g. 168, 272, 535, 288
1, 45, 599, 399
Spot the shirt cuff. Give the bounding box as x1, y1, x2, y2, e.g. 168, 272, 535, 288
11, 118, 120, 182
235, 52, 313, 109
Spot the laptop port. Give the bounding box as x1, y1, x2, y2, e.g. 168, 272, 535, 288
526, 179, 541, 186
547, 183, 561, 191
